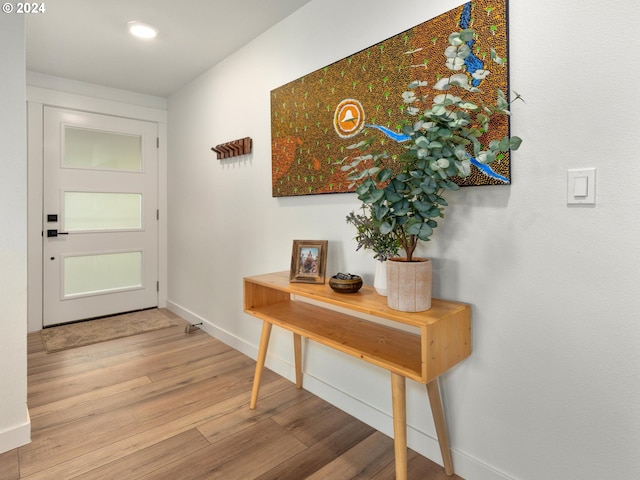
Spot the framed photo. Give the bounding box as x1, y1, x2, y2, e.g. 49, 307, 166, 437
290, 240, 328, 284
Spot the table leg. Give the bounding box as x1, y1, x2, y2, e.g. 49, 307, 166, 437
293, 333, 303, 389
391, 372, 408, 480
249, 321, 272, 410
426, 379, 454, 476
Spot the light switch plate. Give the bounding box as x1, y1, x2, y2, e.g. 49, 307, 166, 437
567, 168, 596, 205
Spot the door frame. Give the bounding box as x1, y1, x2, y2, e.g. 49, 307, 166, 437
27, 85, 168, 333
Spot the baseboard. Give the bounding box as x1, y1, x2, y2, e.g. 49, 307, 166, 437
0, 408, 30, 454
166, 301, 256, 358
166, 300, 515, 480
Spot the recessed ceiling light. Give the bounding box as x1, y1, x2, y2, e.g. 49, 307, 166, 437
127, 21, 158, 39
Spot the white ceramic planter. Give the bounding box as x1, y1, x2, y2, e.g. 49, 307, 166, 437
373, 259, 388, 296
386, 257, 432, 312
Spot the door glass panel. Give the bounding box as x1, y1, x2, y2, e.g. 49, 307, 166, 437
64, 252, 142, 298
64, 126, 142, 171
64, 192, 142, 231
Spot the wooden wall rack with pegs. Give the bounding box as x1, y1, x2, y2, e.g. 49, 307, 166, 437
211, 137, 252, 159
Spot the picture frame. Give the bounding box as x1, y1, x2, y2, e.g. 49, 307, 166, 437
290, 240, 328, 284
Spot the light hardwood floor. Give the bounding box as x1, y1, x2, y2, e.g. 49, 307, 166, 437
1, 310, 462, 479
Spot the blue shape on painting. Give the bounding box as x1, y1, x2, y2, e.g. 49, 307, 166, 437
460, 2, 472, 27
365, 124, 410, 142
365, 124, 508, 183
468, 157, 509, 182
460, 2, 483, 87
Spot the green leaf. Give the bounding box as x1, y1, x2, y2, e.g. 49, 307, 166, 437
360, 188, 385, 204
416, 148, 428, 159
347, 139, 374, 150
412, 200, 431, 214
436, 158, 450, 169
406, 221, 434, 241
393, 174, 409, 184
396, 215, 409, 227
415, 136, 429, 148
448, 32, 463, 46
441, 180, 460, 190
444, 46, 459, 58
449, 73, 471, 88
373, 204, 390, 220
456, 44, 471, 59
392, 199, 410, 216
408, 80, 428, 89
456, 159, 471, 177
490, 47, 499, 61
448, 118, 469, 128
471, 137, 482, 155
427, 206, 443, 217
476, 113, 489, 126
433, 77, 451, 90
355, 182, 372, 197
421, 180, 437, 195
471, 69, 490, 80
454, 145, 468, 160
459, 29, 475, 42
402, 91, 417, 103
433, 94, 447, 105
377, 168, 393, 182
438, 128, 453, 138
385, 190, 402, 204
379, 219, 396, 235
348, 169, 369, 181
435, 196, 448, 206
510, 136, 523, 150
431, 105, 447, 116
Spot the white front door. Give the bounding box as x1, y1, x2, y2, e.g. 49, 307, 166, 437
43, 107, 159, 326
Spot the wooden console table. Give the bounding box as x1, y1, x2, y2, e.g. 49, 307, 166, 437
243, 271, 471, 479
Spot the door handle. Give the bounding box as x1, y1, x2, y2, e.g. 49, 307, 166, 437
47, 229, 69, 238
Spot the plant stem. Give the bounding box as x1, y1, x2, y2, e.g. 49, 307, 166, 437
398, 229, 417, 262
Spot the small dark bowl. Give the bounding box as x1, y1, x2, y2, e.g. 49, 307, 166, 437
329, 274, 363, 293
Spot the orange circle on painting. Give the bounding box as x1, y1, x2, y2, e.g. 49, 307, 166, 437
334, 99, 365, 138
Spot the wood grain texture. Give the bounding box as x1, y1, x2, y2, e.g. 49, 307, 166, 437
245, 273, 470, 478
244, 271, 471, 382
245, 271, 470, 329
250, 300, 423, 379
4, 308, 461, 479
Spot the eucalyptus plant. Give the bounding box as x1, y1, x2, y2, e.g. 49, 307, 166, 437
341, 29, 523, 262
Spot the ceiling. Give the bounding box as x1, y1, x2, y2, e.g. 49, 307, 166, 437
26, 0, 312, 97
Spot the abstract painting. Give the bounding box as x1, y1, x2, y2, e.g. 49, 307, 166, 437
271, 0, 511, 197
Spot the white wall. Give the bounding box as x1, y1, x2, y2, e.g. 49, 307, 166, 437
0, 15, 31, 452
167, 1, 640, 479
